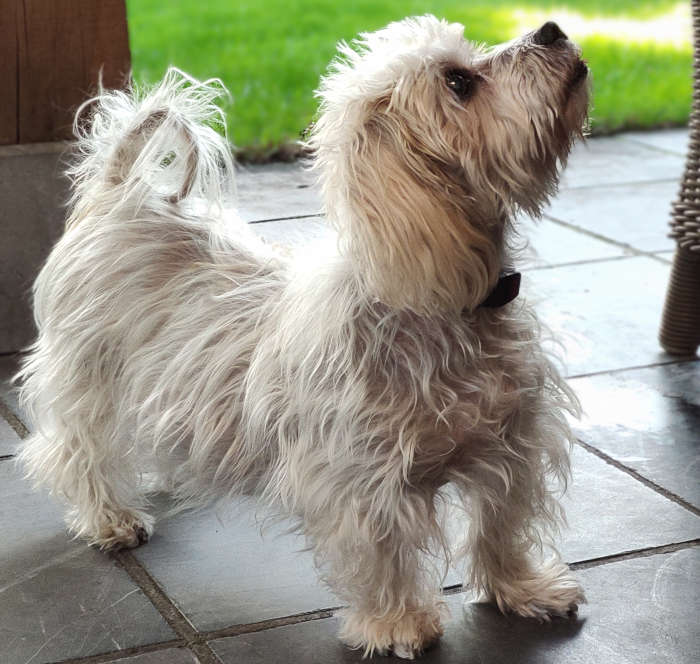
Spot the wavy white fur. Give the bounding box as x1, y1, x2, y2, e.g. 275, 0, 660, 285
18, 16, 589, 659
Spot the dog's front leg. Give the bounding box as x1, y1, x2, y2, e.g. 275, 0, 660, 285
307, 483, 445, 659
462, 456, 584, 619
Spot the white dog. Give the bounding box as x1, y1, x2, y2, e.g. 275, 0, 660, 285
19, 15, 589, 659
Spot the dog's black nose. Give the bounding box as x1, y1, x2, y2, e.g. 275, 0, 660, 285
533, 21, 567, 46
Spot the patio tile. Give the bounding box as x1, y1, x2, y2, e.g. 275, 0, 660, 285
523, 255, 674, 377
0, 416, 20, 456
559, 137, 684, 189
622, 129, 690, 157
249, 216, 332, 251
209, 547, 699, 664
544, 180, 679, 253
132, 498, 338, 632
652, 250, 674, 263
0, 463, 176, 664
518, 217, 625, 268
445, 445, 700, 576
569, 362, 700, 508
110, 648, 197, 663
236, 162, 321, 222
131, 439, 699, 636
0, 353, 24, 425
249, 215, 625, 270
561, 445, 700, 563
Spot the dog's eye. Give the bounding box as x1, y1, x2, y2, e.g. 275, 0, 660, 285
444, 68, 474, 101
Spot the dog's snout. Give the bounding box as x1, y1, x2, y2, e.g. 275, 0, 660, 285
533, 21, 567, 46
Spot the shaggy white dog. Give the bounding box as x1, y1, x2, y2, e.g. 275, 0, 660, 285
19, 15, 589, 659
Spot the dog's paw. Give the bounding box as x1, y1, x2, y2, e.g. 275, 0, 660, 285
491, 560, 585, 620
339, 606, 444, 659
83, 510, 155, 550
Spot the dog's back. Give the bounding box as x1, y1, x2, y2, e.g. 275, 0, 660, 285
17, 70, 288, 545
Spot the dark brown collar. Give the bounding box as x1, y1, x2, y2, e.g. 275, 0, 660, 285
479, 270, 521, 308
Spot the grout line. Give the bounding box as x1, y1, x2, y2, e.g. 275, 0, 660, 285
47, 639, 186, 664
566, 357, 699, 381
201, 583, 471, 642
569, 539, 700, 570
541, 213, 675, 265
575, 438, 700, 516
198, 538, 700, 642
244, 212, 675, 271
48, 537, 700, 663
558, 177, 680, 192
0, 396, 29, 438
203, 606, 342, 641
244, 210, 677, 273
112, 550, 223, 663
247, 212, 322, 224
523, 254, 635, 273
523, 252, 673, 273
618, 136, 688, 158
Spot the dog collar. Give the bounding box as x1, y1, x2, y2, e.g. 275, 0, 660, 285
478, 270, 521, 308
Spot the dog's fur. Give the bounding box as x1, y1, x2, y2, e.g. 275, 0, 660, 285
19, 15, 589, 659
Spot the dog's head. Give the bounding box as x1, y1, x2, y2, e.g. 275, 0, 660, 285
310, 15, 589, 314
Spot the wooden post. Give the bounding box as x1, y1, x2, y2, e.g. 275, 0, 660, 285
0, 0, 131, 145
0, 0, 130, 351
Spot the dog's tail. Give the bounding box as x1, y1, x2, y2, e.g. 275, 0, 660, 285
67, 68, 234, 228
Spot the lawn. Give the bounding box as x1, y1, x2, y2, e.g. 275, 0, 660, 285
126, 0, 692, 161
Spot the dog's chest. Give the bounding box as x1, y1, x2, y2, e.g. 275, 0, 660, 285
366, 311, 542, 440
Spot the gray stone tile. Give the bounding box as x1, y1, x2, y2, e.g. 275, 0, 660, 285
232, 134, 684, 225
622, 129, 690, 157
653, 250, 674, 262
110, 648, 198, 663
249, 216, 333, 251
560, 137, 684, 189
250, 215, 624, 272
132, 498, 338, 632
0, 146, 70, 353
518, 217, 625, 269
209, 547, 700, 664
561, 445, 700, 563
446, 443, 700, 570
235, 162, 321, 223
544, 180, 679, 253
524, 256, 673, 377
0, 353, 25, 425
0, 416, 20, 456
569, 362, 700, 508
0, 463, 176, 664
247, 215, 627, 272
132, 442, 699, 636
563, 547, 700, 664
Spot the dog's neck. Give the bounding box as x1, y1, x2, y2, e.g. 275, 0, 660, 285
324, 171, 510, 314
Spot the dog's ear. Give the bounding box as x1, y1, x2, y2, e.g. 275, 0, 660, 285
322, 108, 500, 314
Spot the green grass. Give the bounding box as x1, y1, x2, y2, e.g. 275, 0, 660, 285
126, 0, 692, 160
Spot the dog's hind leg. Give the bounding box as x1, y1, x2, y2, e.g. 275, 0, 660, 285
17, 352, 155, 550
21, 422, 155, 549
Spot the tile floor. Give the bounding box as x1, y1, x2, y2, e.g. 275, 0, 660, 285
1, 128, 698, 664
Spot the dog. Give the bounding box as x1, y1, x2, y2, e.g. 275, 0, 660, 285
18, 15, 589, 659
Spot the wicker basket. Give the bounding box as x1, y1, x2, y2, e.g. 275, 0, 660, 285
659, 0, 700, 355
